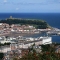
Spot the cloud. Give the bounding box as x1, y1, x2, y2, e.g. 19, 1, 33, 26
10, 2, 47, 6
3, 0, 7, 3
16, 8, 19, 10
9, 0, 58, 6
2, 0, 60, 6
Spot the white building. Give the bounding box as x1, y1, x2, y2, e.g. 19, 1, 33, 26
0, 46, 11, 53
39, 37, 52, 45
10, 36, 52, 49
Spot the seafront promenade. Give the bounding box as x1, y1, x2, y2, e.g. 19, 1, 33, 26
0, 23, 51, 36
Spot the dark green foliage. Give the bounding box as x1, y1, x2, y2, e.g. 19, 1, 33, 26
4, 43, 11, 45
13, 44, 60, 60
41, 44, 55, 53
0, 19, 49, 29
0, 43, 11, 46
0, 53, 4, 60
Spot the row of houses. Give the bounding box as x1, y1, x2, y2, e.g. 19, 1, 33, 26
0, 35, 52, 60
0, 36, 52, 53
0, 23, 51, 35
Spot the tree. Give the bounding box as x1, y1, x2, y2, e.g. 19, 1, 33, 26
0, 53, 4, 60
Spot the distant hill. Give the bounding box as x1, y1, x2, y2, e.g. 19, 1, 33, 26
0, 18, 51, 29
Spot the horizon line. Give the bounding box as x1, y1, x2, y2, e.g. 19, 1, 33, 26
0, 12, 60, 13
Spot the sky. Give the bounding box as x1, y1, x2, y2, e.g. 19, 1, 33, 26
0, 0, 60, 13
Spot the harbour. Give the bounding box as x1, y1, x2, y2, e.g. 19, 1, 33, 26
0, 0, 60, 59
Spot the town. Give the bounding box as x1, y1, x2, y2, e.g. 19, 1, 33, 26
0, 22, 53, 60
0, 23, 59, 60
0, 21, 60, 60
0, 22, 52, 36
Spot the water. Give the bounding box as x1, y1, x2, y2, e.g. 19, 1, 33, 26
24, 33, 60, 43
0, 13, 60, 43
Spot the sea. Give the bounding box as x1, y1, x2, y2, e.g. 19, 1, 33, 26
0, 13, 60, 43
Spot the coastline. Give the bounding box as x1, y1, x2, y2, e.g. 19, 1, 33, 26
0, 32, 41, 37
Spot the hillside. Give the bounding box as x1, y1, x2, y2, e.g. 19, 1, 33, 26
0, 18, 50, 29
